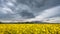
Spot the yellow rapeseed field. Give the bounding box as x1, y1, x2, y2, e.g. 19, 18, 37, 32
0, 24, 60, 34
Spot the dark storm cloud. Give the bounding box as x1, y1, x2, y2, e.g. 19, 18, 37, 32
16, 0, 60, 8
15, 0, 45, 16
16, 0, 45, 8
0, 13, 13, 20
19, 10, 35, 19
16, 0, 60, 16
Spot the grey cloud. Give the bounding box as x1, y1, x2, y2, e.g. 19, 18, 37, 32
18, 10, 35, 19
0, 14, 13, 20
16, 0, 60, 16
16, 0, 46, 8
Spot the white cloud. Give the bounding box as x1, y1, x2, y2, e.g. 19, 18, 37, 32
0, 7, 14, 14
6, 2, 14, 6
3, 8, 14, 13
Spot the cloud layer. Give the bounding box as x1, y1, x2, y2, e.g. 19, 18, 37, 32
0, 0, 60, 23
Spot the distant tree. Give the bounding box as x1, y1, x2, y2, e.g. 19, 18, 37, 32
0, 21, 2, 24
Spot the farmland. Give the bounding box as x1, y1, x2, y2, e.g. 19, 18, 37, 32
0, 24, 60, 34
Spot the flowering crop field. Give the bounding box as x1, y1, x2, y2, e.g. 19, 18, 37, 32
0, 24, 60, 34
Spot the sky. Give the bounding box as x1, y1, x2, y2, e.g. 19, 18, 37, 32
0, 0, 60, 23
